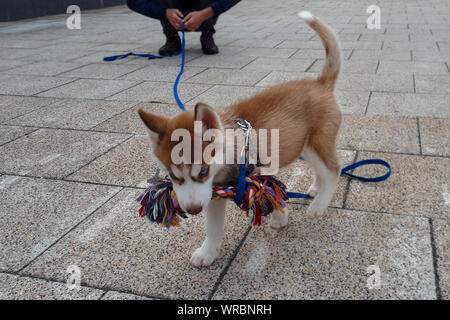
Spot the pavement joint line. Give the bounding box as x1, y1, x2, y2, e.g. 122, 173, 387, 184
30, 77, 80, 96
416, 117, 423, 155
337, 146, 449, 159
445, 62, 450, 74
1, 270, 171, 300
207, 224, 253, 300
101, 80, 146, 100
287, 48, 301, 59
428, 218, 443, 300
341, 150, 359, 209
238, 56, 258, 70
62, 133, 135, 179
304, 59, 317, 72
412, 73, 416, 93
16, 186, 124, 274
0, 171, 146, 190
51, 62, 96, 78
0, 126, 40, 148
0, 123, 137, 137
85, 100, 142, 130
363, 91, 372, 115
288, 201, 450, 223
374, 60, 380, 74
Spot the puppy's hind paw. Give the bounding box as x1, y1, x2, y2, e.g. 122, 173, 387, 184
190, 246, 219, 267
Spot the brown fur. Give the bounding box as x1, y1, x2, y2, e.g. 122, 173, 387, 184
139, 13, 342, 178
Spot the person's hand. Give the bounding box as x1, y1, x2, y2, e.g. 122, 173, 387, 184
183, 7, 214, 31
166, 8, 184, 30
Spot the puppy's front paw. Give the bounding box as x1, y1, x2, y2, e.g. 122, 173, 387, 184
269, 211, 288, 229
306, 203, 327, 218
190, 246, 219, 267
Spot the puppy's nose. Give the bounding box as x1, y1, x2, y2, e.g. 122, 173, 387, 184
186, 205, 202, 215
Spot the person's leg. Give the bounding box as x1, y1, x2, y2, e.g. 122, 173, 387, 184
196, 0, 219, 54
155, 0, 182, 55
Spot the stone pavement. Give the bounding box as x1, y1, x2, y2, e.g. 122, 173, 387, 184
0, 0, 448, 300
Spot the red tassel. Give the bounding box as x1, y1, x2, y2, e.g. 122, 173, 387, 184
254, 201, 262, 226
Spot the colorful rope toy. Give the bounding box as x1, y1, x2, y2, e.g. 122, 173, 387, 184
137, 175, 289, 228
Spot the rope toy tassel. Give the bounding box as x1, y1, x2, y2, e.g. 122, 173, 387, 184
137, 175, 289, 227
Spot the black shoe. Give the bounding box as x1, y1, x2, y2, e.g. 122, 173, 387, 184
200, 32, 219, 55
158, 34, 181, 56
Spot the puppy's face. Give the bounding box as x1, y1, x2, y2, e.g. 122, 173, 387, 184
139, 103, 224, 215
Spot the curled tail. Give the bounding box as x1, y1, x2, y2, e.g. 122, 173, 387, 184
298, 11, 341, 90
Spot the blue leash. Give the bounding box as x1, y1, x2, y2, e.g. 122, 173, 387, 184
286, 158, 391, 199
103, 23, 187, 111
104, 24, 391, 203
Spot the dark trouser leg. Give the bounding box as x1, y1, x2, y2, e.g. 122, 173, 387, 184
158, 0, 217, 34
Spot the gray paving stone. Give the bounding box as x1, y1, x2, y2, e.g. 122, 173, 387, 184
0, 75, 75, 96
0, 95, 61, 123
338, 115, 420, 154
0, 129, 130, 178
336, 73, 414, 93
67, 136, 159, 188
334, 90, 370, 115
229, 39, 283, 48
412, 50, 449, 62
213, 205, 435, 299
108, 81, 211, 103
0, 176, 120, 270
37, 79, 141, 99
0, 59, 31, 72
377, 61, 449, 75
236, 47, 298, 59
290, 49, 352, 60
311, 59, 378, 74
433, 219, 450, 300
4, 61, 89, 77
120, 65, 205, 82
0, 125, 36, 146
255, 71, 319, 87
350, 49, 411, 61
59, 63, 144, 79
6, 99, 137, 130
188, 85, 265, 107
345, 152, 449, 219
68, 51, 131, 64
22, 188, 250, 299
368, 92, 450, 118
415, 75, 450, 94
419, 118, 450, 157
186, 55, 256, 69
93, 102, 182, 135
0, 273, 104, 300
0, 48, 42, 59
101, 291, 152, 300
0, 96, 59, 123
186, 69, 270, 86
242, 58, 314, 72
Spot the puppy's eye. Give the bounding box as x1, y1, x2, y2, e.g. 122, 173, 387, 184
198, 165, 209, 177
169, 172, 184, 184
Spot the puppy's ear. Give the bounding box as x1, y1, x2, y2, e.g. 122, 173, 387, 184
194, 102, 222, 131
138, 109, 168, 143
